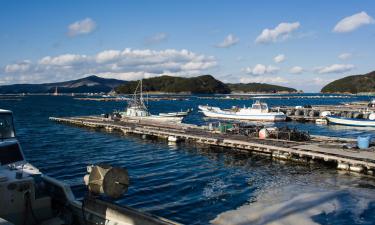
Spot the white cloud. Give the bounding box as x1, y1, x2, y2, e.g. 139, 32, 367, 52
274, 54, 286, 63
289, 66, 304, 74
95, 50, 121, 63
67, 18, 97, 37
216, 34, 239, 48
145, 32, 168, 45
255, 22, 300, 44
39, 54, 88, 66
338, 53, 352, 60
333, 11, 374, 33
5, 60, 31, 73
315, 64, 354, 74
240, 76, 288, 84
2, 48, 217, 84
242, 64, 279, 75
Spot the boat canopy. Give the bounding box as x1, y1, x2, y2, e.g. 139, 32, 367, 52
250, 101, 269, 113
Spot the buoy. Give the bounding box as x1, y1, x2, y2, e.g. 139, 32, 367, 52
320, 111, 331, 117
369, 113, 375, 120
168, 136, 178, 142
258, 128, 268, 139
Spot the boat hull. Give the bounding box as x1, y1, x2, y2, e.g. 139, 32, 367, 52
199, 106, 286, 122
122, 115, 183, 123
326, 116, 375, 127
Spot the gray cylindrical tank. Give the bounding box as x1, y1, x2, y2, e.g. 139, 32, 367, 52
286, 110, 293, 116
346, 112, 353, 118
308, 110, 315, 117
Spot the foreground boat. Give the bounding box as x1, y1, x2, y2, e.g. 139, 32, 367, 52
120, 80, 183, 123
198, 101, 286, 122
0, 109, 179, 225
326, 115, 375, 127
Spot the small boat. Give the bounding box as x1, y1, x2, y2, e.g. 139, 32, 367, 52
326, 115, 375, 127
0, 109, 179, 225
198, 101, 286, 122
159, 109, 192, 117
120, 80, 183, 123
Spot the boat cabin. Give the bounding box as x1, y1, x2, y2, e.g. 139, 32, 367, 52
249, 101, 269, 113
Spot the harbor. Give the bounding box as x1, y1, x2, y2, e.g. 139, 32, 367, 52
50, 115, 375, 174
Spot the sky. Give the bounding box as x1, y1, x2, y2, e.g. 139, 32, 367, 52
0, 0, 374, 92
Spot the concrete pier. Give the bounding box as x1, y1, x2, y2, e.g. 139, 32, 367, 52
49, 116, 375, 175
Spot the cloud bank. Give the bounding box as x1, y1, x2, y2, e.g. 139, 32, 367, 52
314, 64, 354, 74
2, 48, 217, 84
242, 64, 279, 75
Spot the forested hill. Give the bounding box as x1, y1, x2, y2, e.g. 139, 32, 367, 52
321, 71, 375, 93
115, 75, 231, 94
227, 83, 297, 93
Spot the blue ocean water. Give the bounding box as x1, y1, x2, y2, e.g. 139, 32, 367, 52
1, 94, 375, 224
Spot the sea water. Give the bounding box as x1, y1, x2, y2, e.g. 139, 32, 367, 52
1, 94, 375, 225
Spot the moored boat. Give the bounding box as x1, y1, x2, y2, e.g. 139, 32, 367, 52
198, 101, 286, 122
326, 115, 375, 127
120, 80, 183, 123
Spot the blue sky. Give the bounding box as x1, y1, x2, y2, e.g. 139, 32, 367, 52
0, 0, 374, 92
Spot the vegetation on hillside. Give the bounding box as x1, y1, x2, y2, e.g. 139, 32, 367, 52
227, 83, 297, 93
115, 75, 231, 94
321, 71, 375, 93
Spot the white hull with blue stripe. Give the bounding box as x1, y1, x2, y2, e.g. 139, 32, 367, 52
326, 115, 375, 127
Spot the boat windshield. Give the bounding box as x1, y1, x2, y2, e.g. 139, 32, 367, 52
0, 112, 15, 139
252, 104, 261, 109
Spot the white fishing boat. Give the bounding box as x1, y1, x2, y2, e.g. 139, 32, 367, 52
120, 80, 183, 123
326, 115, 375, 127
158, 109, 192, 117
0, 109, 178, 225
198, 101, 286, 121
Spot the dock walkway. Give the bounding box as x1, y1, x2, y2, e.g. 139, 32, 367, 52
49, 116, 375, 174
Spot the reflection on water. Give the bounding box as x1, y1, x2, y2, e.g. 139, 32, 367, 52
0, 94, 375, 224
212, 174, 375, 225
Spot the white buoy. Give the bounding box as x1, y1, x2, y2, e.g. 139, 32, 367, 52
369, 113, 375, 120
320, 111, 331, 117
258, 129, 268, 139
168, 136, 178, 142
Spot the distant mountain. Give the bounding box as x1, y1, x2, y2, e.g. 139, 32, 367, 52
115, 75, 231, 94
227, 83, 297, 93
0, 75, 126, 94
321, 71, 375, 93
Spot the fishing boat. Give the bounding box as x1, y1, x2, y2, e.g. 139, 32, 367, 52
0, 109, 179, 225
158, 109, 192, 117
326, 115, 375, 127
120, 80, 183, 123
198, 101, 286, 121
